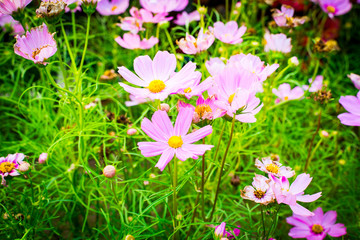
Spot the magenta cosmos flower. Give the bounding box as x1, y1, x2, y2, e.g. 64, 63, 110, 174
115, 33, 158, 50
214, 222, 241, 239
0, 0, 32, 15
286, 207, 346, 239
0, 153, 25, 186
270, 173, 322, 216
96, 0, 128, 16
14, 23, 57, 65
319, 0, 352, 18
118, 51, 201, 101
264, 30, 292, 53
241, 174, 275, 205
272, 83, 305, 103
177, 27, 215, 55
255, 157, 295, 178
138, 108, 213, 171
348, 73, 360, 90
174, 10, 200, 25
213, 21, 247, 44
338, 91, 360, 126
140, 0, 187, 13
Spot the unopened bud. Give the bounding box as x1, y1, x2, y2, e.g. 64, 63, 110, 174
103, 165, 116, 178
18, 162, 30, 172
197, 6, 207, 15
39, 153, 48, 164
124, 235, 135, 240
127, 128, 137, 136
159, 103, 170, 112
320, 130, 329, 138
288, 56, 299, 66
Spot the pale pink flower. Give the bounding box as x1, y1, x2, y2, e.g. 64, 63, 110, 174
118, 16, 144, 34
305, 75, 323, 92
138, 108, 213, 171
272, 83, 305, 103
174, 10, 200, 25
140, 0, 187, 13
14, 23, 57, 65
264, 30, 292, 53
125, 94, 149, 107
213, 21, 247, 44
137, 8, 172, 23
287, 207, 346, 239
177, 76, 213, 99
319, 0, 352, 18
96, 0, 129, 16
0, 0, 32, 15
18, 161, 30, 172
338, 91, 360, 126
348, 73, 360, 89
118, 51, 200, 101
272, 5, 307, 27
255, 157, 295, 178
115, 33, 158, 50
0, 13, 24, 35
103, 165, 116, 178
205, 57, 226, 77
38, 153, 48, 164
0, 153, 25, 186
177, 27, 215, 55
241, 174, 275, 205
270, 173, 322, 216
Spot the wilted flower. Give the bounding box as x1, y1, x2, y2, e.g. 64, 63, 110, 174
118, 51, 200, 101
174, 10, 200, 25
213, 21, 247, 44
177, 27, 215, 55
140, 0, 187, 13
318, 0, 352, 18
272, 83, 305, 103
0, 0, 32, 16
338, 91, 360, 126
0, 153, 25, 186
255, 157, 295, 178
348, 73, 360, 90
313, 38, 340, 52
100, 69, 118, 81
270, 173, 322, 216
14, 23, 57, 65
103, 165, 116, 178
138, 108, 213, 171
96, 0, 128, 15
272, 4, 308, 27
38, 153, 48, 164
36, 0, 66, 19
115, 33, 158, 50
286, 207, 346, 239
241, 174, 275, 205
81, 0, 99, 14
264, 30, 292, 53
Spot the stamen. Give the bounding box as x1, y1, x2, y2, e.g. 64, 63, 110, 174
111, 6, 117, 11
168, 136, 183, 149
195, 104, 212, 119
148, 80, 166, 93
254, 189, 265, 199
266, 163, 279, 174
326, 5, 335, 13
311, 224, 324, 234
0, 162, 15, 173
184, 87, 192, 93
228, 93, 235, 104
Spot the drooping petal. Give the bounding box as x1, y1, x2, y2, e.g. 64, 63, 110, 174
327, 223, 346, 237
289, 203, 314, 217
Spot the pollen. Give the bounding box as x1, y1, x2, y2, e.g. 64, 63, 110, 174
284, 96, 289, 101
266, 163, 279, 174
111, 5, 117, 11
228, 93, 235, 104
0, 162, 15, 173
311, 224, 324, 234
195, 104, 212, 119
168, 136, 183, 149
184, 87, 192, 93
254, 189, 265, 199
148, 80, 166, 93
326, 5, 335, 13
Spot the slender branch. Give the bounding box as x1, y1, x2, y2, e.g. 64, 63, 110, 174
304, 109, 322, 172
172, 157, 178, 240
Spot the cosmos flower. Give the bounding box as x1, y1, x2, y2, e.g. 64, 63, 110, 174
174, 10, 200, 25
65, 0, 82, 13
264, 30, 292, 53
0, 13, 24, 35
305, 75, 323, 92
118, 15, 144, 34
0, 0, 32, 15
272, 83, 305, 103
138, 108, 213, 171
0, 153, 25, 186
118, 51, 201, 101
241, 174, 275, 205
205, 57, 226, 77
318, 0, 352, 18
213, 21, 247, 44
36, 0, 66, 19
338, 91, 360, 126
14, 23, 57, 65
115, 33, 158, 50
96, 0, 129, 16
348, 73, 360, 90
272, 4, 308, 27
177, 27, 215, 55
286, 207, 346, 239
133, 7, 172, 23
270, 173, 322, 216
177, 76, 213, 99
214, 222, 241, 239
140, 0, 187, 13
125, 94, 149, 107
255, 157, 295, 178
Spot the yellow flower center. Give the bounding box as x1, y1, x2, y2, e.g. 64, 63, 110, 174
311, 224, 324, 234
228, 93, 235, 104
184, 87, 192, 93
254, 189, 265, 199
0, 162, 15, 173
168, 136, 183, 149
266, 163, 279, 174
111, 5, 117, 11
326, 6, 335, 13
148, 80, 166, 93
284, 96, 289, 101
195, 104, 212, 119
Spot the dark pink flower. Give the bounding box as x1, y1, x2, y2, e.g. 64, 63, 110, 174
319, 0, 352, 18
0, 153, 25, 186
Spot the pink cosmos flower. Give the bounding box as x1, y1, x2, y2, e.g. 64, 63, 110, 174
241, 174, 275, 205
318, 0, 352, 18
118, 51, 201, 101
140, 0, 187, 13
65, 0, 82, 12
348, 73, 360, 89
177, 76, 213, 99
214, 222, 241, 239
115, 33, 158, 50
135, 7, 172, 23
138, 108, 213, 171
338, 91, 360, 126
96, 0, 129, 16
177, 27, 215, 55
205, 57, 226, 77
0, 0, 32, 15
264, 30, 292, 53
125, 94, 149, 107
270, 173, 322, 216
255, 157, 295, 178
305, 75, 323, 92
118, 16, 144, 34
14, 23, 57, 65
272, 83, 305, 103
0, 13, 24, 35
174, 10, 200, 25
0, 153, 25, 186
286, 207, 346, 239
213, 21, 247, 44
272, 4, 307, 27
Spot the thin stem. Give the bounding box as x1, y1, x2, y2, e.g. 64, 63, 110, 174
261, 205, 266, 239
201, 138, 206, 221
184, 192, 200, 240
225, 0, 229, 20
60, 19, 77, 72
266, 205, 282, 239
172, 157, 178, 239
71, 12, 77, 53
78, 14, 91, 77
164, 28, 181, 70
304, 109, 322, 172
209, 115, 236, 220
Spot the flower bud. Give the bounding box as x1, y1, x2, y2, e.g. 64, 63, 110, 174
124, 235, 135, 240
159, 20, 170, 29
197, 6, 207, 15
159, 103, 170, 112
127, 128, 137, 136
288, 56, 299, 66
320, 130, 329, 138
338, 159, 346, 165
103, 165, 116, 178
39, 153, 48, 164
235, 2, 241, 9
214, 222, 226, 238
81, 0, 98, 15
18, 162, 30, 172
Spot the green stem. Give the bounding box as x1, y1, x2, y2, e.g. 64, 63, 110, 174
60, 19, 77, 72
172, 157, 178, 239
78, 14, 91, 78
184, 192, 200, 240
209, 115, 236, 220
201, 138, 206, 221
304, 109, 322, 172
164, 28, 181, 70
71, 12, 77, 53
261, 205, 266, 239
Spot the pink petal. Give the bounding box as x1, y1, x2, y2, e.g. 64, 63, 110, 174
338, 112, 360, 126
296, 192, 321, 203
321, 210, 337, 227
290, 173, 312, 195
327, 223, 346, 237
152, 51, 176, 81
182, 125, 213, 143
118, 66, 147, 87
151, 110, 174, 139
155, 148, 175, 171
288, 226, 311, 239
174, 108, 193, 136
289, 203, 314, 217
339, 95, 360, 115
138, 142, 169, 157
134, 55, 155, 83
141, 117, 167, 142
